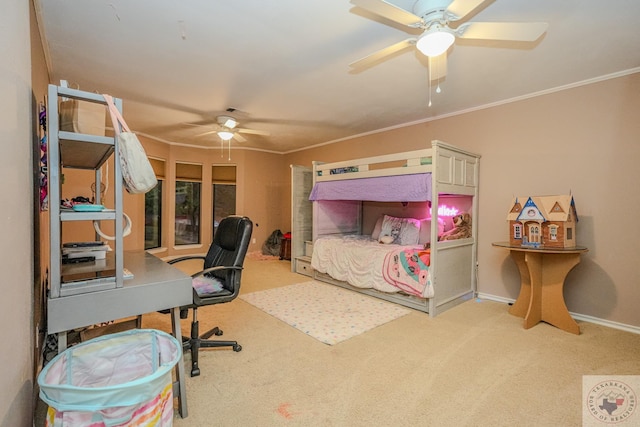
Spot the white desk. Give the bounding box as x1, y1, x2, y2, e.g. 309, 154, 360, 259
47, 250, 192, 418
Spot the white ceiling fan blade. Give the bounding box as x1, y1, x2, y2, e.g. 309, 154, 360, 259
349, 38, 416, 69
445, 0, 489, 22
182, 122, 211, 128
458, 22, 549, 42
232, 133, 247, 143
237, 127, 270, 136
350, 0, 423, 28
217, 115, 238, 129
195, 129, 218, 137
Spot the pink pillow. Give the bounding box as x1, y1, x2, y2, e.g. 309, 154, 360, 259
192, 276, 224, 296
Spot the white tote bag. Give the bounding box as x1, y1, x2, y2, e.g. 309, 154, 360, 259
103, 95, 157, 194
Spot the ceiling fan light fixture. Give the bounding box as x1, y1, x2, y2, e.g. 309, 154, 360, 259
223, 118, 237, 128
416, 27, 455, 57
217, 115, 238, 129
218, 130, 234, 141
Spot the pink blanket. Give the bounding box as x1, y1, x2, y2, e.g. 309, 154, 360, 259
382, 249, 434, 298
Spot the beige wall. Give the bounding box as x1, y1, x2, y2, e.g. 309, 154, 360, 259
93, 73, 640, 328
285, 72, 640, 328
30, 0, 51, 405
1, 1, 37, 425
119, 138, 288, 258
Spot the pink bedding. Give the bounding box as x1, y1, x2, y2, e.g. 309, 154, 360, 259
311, 235, 433, 297
382, 248, 433, 298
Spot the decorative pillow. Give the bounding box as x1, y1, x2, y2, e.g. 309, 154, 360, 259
192, 276, 224, 296
418, 218, 446, 245
371, 215, 385, 240
378, 215, 420, 245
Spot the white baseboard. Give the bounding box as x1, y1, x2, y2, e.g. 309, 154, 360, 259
476, 293, 640, 335
476, 293, 513, 305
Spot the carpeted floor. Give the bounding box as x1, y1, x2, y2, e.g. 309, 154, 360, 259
37, 256, 640, 426
241, 281, 410, 345
138, 257, 640, 426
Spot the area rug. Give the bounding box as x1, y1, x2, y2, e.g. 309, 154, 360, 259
240, 281, 410, 345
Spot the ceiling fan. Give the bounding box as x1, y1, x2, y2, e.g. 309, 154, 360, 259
189, 115, 270, 143
350, 0, 548, 78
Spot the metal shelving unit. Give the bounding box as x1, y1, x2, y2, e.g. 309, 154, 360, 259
47, 84, 125, 298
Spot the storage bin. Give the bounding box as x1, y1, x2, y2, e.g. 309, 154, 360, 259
279, 237, 291, 260
59, 98, 106, 136
38, 329, 181, 426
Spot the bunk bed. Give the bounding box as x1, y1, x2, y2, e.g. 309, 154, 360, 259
308, 140, 480, 317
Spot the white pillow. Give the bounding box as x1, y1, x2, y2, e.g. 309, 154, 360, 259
418, 218, 446, 245
378, 215, 420, 245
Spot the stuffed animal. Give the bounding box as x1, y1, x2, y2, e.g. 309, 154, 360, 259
379, 235, 394, 244
439, 213, 472, 241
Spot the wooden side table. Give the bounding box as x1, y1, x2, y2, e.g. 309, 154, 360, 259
492, 242, 588, 334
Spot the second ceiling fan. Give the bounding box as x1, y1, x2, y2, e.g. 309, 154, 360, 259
350, 0, 548, 78
194, 115, 270, 143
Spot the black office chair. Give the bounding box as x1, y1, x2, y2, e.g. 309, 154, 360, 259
168, 215, 253, 377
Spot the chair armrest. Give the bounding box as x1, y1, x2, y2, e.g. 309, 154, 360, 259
192, 265, 243, 279
168, 255, 206, 265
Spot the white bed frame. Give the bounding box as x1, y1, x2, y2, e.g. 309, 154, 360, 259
310, 140, 480, 317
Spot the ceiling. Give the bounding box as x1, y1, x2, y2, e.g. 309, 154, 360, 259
35, 0, 640, 154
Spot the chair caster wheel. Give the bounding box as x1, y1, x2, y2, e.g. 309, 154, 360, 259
191, 368, 200, 377
233, 344, 242, 352
214, 327, 223, 336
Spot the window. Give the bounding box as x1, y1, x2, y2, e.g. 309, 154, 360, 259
513, 224, 522, 239
213, 184, 236, 235
175, 163, 202, 245
212, 165, 236, 238
549, 225, 558, 241
144, 180, 162, 249
144, 158, 165, 250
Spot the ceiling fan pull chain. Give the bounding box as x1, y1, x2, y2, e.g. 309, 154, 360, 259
427, 57, 433, 107
436, 55, 442, 94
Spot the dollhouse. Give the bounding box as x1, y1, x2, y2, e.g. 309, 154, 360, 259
507, 195, 578, 248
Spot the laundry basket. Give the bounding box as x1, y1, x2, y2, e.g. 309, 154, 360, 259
38, 329, 181, 427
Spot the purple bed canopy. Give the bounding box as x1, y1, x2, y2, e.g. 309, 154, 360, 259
309, 173, 432, 202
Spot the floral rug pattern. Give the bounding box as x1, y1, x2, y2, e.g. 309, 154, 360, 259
240, 281, 410, 345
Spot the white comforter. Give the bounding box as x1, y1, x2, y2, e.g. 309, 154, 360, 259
311, 235, 421, 294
